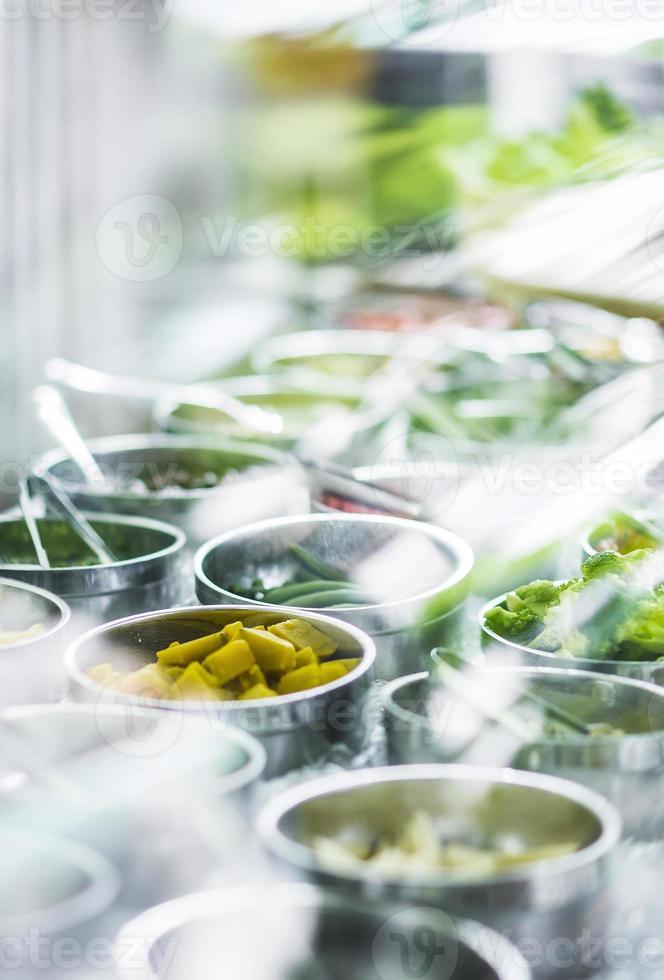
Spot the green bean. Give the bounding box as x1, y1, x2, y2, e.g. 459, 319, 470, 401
288, 589, 374, 608
288, 544, 346, 582
263, 580, 351, 603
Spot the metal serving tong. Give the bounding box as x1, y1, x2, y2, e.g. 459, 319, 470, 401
22, 473, 118, 566
295, 455, 424, 521
433, 650, 591, 740
46, 358, 284, 436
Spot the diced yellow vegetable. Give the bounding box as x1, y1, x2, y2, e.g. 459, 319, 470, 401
172, 662, 219, 700
87, 663, 118, 685
87, 616, 349, 704
239, 664, 267, 690
203, 639, 254, 685
156, 632, 225, 666
277, 662, 322, 695
294, 646, 318, 668
240, 627, 296, 673
222, 621, 243, 641
241, 616, 267, 628
119, 664, 173, 700
319, 661, 348, 685
268, 620, 336, 659
238, 683, 277, 700
333, 658, 360, 673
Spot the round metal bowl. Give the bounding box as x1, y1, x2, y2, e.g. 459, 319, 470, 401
0, 577, 71, 705
0, 704, 265, 908
154, 377, 384, 455
0, 703, 266, 802
480, 591, 664, 687
194, 513, 474, 680
0, 829, 119, 952
581, 511, 663, 560
258, 765, 620, 979
65, 604, 375, 778
0, 512, 187, 620
382, 665, 664, 838
116, 883, 530, 980
36, 433, 309, 547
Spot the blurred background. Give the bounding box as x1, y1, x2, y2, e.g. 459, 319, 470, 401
4, 0, 664, 468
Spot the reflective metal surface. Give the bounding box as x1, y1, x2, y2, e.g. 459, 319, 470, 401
65, 604, 376, 779
194, 513, 473, 680
382, 666, 664, 837
36, 433, 309, 546
0, 577, 71, 706
258, 765, 620, 979
0, 512, 187, 619
116, 883, 531, 980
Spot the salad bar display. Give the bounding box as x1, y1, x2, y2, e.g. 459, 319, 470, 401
6, 19, 664, 980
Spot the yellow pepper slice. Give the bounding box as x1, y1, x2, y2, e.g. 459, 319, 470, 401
203, 639, 254, 685
268, 620, 336, 659
277, 662, 322, 696
239, 664, 267, 690
156, 632, 225, 667
238, 683, 278, 700
333, 658, 360, 673
294, 646, 318, 668
119, 664, 173, 700
172, 662, 220, 700
319, 661, 348, 685
239, 627, 296, 673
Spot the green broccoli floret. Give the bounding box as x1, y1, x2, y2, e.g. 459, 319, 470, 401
615, 594, 664, 661
581, 550, 629, 581
582, 548, 652, 583
507, 580, 563, 619
484, 605, 541, 643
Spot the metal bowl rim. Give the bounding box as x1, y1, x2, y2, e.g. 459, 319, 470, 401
64, 603, 376, 711
480, 590, 662, 673
580, 510, 661, 559
0, 830, 120, 935
382, 663, 664, 744
194, 513, 474, 613
154, 374, 387, 437
257, 762, 622, 889
35, 432, 294, 503
0, 576, 71, 649
0, 512, 186, 573
114, 883, 530, 980
0, 702, 267, 794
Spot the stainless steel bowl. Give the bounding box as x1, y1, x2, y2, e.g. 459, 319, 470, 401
65, 604, 376, 778
0, 830, 119, 956
0, 577, 71, 705
36, 433, 309, 546
382, 665, 664, 838
580, 511, 662, 560
0, 512, 187, 620
0, 704, 265, 908
194, 513, 473, 680
155, 376, 384, 455
258, 765, 620, 979
0, 703, 266, 801
480, 592, 664, 687
116, 883, 531, 980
